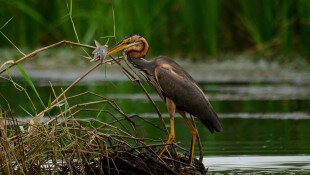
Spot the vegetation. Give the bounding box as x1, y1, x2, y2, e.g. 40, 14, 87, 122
0, 0, 310, 61
0, 41, 206, 174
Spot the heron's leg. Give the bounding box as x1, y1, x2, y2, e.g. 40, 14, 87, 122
159, 98, 176, 156
178, 110, 197, 165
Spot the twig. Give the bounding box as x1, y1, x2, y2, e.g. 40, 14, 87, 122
0, 40, 95, 74
32, 57, 123, 125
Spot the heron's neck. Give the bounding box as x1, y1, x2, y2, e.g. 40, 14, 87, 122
128, 57, 155, 75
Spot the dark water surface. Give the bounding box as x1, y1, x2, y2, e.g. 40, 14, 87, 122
1, 79, 309, 174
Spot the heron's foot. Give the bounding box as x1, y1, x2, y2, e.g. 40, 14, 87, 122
188, 139, 196, 165
188, 153, 194, 165
159, 134, 175, 157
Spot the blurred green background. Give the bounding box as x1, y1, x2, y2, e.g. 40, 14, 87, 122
0, 0, 310, 61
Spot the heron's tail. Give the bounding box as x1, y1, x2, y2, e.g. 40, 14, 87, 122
199, 106, 223, 133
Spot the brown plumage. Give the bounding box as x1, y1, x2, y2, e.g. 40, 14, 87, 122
107, 34, 223, 164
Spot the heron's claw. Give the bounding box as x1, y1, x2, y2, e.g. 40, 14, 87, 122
91, 40, 108, 63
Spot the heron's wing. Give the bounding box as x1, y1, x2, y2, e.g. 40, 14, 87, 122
157, 57, 197, 82
154, 63, 223, 132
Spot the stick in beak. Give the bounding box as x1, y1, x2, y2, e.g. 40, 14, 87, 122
91, 38, 140, 63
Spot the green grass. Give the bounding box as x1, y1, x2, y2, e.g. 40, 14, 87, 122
16, 64, 45, 109
0, 0, 310, 61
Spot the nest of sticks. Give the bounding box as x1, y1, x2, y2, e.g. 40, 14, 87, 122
0, 40, 208, 174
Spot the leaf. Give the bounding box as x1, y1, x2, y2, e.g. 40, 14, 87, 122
16, 64, 46, 108
69, 0, 73, 17
19, 105, 34, 118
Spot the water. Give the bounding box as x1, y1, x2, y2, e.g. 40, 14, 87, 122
204, 155, 310, 174
0, 79, 309, 174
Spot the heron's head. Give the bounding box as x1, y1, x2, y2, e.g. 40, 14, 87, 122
108, 34, 149, 59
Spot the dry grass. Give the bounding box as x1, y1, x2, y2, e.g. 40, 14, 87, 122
0, 90, 169, 174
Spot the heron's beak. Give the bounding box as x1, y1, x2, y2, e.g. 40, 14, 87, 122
91, 38, 140, 62
107, 38, 131, 56
107, 38, 140, 56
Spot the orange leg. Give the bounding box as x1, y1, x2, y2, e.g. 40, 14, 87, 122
159, 98, 176, 157
179, 110, 197, 165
